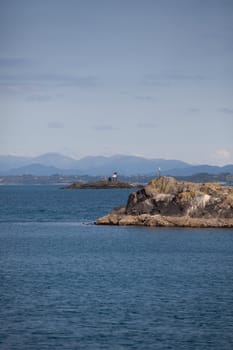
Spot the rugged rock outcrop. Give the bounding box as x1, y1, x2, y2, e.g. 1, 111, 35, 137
96, 177, 233, 227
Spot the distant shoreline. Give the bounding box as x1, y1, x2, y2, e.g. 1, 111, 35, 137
0, 173, 233, 186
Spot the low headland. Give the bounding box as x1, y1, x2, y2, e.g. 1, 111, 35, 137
96, 176, 233, 228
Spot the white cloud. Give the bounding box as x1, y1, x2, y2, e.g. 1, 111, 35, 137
92, 124, 119, 131
188, 107, 200, 113
213, 149, 231, 165
137, 122, 157, 129
48, 121, 64, 129
27, 94, 51, 102
220, 107, 233, 115
134, 95, 154, 101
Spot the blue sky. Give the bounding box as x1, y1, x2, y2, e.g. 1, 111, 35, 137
0, 0, 233, 165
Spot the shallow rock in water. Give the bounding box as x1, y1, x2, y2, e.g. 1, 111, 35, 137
64, 180, 142, 189
96, 177, 233, 227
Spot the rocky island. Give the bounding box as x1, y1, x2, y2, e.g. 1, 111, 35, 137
96, 176, 233, 227
64, 179, 142, 189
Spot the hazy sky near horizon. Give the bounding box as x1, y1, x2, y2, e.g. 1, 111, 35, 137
0, 0, 233, 165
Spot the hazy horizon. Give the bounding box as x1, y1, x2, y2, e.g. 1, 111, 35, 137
1, 151, 233, 167
1, 0, 233, 166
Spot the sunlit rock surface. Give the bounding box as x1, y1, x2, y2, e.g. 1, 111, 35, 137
96, 177, 233, 227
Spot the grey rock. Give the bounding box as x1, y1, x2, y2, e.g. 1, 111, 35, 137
96, 177, 233, 227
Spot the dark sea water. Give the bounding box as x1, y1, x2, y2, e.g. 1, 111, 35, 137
0, 185, 233, 350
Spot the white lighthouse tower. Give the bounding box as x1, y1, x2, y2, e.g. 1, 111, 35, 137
157, 166, 161, 178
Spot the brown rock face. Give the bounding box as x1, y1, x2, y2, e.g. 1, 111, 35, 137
96, 177, 233, 227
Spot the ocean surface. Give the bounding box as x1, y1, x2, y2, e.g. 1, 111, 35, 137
0, 185, 233, 350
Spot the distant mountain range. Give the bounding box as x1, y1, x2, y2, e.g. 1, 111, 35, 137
0, 153, 233, 176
